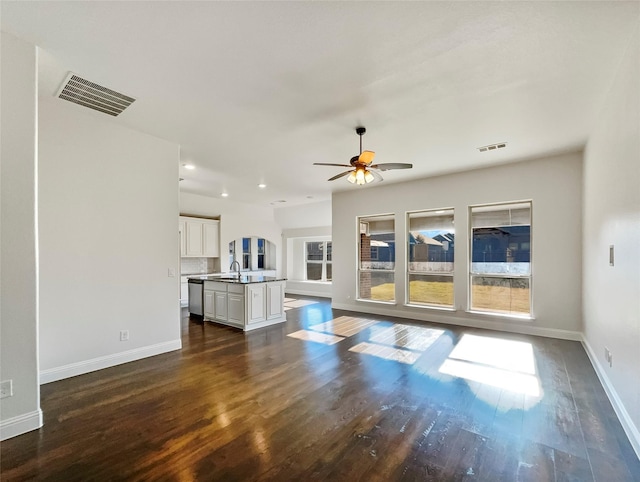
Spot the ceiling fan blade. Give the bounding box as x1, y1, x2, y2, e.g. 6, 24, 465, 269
328, 170, 353, 181
370, 169, 384, 182
314, 162, 352, 167
370, 163, 413, 171
358, 150, 375, 165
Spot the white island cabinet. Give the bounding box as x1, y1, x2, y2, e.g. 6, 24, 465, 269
201, 277, 286, 331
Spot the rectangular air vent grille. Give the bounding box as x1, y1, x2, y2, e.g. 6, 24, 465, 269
478, 142, 507, 153
56, 73, 135, 116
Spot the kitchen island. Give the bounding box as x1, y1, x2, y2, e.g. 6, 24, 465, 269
188, 274, 286, 331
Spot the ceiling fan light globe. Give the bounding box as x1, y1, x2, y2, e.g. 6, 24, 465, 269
347, 171, 357, 183
355, 168, 365, 184
364, 170, 374, 183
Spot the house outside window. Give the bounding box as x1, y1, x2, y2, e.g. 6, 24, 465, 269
470, 201, 532, 316
358, 214, 395, 302
305, 241, 332, 281
407, 208, 455, 308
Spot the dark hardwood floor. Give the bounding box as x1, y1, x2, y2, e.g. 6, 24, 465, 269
2, 296, 639, 481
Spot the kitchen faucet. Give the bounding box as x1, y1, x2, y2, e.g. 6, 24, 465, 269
230, 260, 241, 279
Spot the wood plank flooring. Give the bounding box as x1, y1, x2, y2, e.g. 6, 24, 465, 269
2, 296, 639, 481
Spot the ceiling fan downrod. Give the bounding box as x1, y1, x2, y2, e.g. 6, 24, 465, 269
356, 126, 366, 155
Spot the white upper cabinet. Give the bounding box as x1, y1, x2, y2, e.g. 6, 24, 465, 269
203, 221, 220, 257
179, 219, 186, 257
180, 216, 220, 258
185, 219, 203, 256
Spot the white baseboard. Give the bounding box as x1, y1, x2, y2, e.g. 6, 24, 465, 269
330, 302, 582, 341
40, 339, 182, 384
285, 289, 331, 299
0, 409, 43, 441
581, 336, 640, 460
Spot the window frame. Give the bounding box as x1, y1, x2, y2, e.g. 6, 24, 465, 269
304, 240, 332, 282
468, 200, 533, 319
406, 208, 455, 309
241, 237, 251, 270
357, 214, 396, 304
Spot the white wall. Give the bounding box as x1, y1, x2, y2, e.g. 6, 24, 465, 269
274, 200, 331, 229
180, 192, 282, 274
38, 96, 181, 382
282, 227, 332, 298
275, 201, 332, 297
583, 25, 640, 456
0, 32, 42, 440
332, 152, 584, 339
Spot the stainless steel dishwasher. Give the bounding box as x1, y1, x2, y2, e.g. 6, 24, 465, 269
187, 278, 204, 316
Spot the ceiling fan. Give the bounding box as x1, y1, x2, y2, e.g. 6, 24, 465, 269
314, 126, 413, 185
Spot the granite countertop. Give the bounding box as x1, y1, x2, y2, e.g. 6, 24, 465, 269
187, 274, 286, 284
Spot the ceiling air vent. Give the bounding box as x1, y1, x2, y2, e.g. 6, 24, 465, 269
56, 73, 135, 116
478, 142, 507, 153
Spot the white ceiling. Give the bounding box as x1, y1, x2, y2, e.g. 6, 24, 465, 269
2, 1, 638, 207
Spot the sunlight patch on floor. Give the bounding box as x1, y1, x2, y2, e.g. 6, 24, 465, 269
369, 324, 445, 352
287, 330, 344, 345
349, 342, 421, 365
284, 299, 319, 308
439, 334, 541, 398
310, 316, 379, 337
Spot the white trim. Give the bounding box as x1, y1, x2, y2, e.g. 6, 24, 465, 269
405, 303, 456, 312
40, 339, 182, 384
331, 301, 581, 341
466, 309, 535, 321
581, 336, 640, 460
285, 289, 331, 298
0, 409, 43, 441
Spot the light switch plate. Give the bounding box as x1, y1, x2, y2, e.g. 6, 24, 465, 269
0, 380, 13, 399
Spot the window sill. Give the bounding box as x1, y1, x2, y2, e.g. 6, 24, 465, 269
466, 310, 535, 321
405, 303, 456, 312
356, 298, 397, 306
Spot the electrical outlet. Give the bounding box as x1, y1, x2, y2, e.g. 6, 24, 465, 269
168, 268, 176, 277
0, 380, 13, 399
120, 330, 129, 341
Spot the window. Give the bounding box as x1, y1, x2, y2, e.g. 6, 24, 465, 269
242, 237, 251, 270
470, 202, 531, 316
228, 237, 274, 271
407, 208, 455, 308
359, 215, 395, 302
257, 238, 265, 269
305, 241, 332, 281
228, 240, 235, 269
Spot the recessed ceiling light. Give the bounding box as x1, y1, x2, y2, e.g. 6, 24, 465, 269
221, 192, 229, 197
258, 183, 267, 189
183, 163, 195, 170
